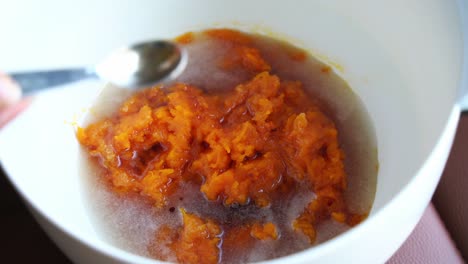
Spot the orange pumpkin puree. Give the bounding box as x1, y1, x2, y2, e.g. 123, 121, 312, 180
77, 29, 362, 264
150, 209, 222, 264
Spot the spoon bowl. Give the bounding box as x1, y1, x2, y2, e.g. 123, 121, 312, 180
95, 40, 187, 88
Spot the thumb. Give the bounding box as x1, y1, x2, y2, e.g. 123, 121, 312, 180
0, 73, 22, 111
0, 73, 31, 129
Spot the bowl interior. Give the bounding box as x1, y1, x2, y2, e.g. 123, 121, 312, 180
0, 0, 462, 262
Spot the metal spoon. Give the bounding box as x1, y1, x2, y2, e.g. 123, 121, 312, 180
10, 40, 187, 95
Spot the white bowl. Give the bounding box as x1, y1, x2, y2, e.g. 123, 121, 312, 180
0, 0, 467, 263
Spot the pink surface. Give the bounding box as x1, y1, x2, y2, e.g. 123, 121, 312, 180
387, 204, 463, 264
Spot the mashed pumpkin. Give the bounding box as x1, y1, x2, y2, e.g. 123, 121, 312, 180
78, 29, 364, 264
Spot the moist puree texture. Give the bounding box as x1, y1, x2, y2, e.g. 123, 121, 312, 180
77, 29, 369, 264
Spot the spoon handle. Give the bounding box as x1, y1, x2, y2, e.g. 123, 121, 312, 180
10, 68, 96, 95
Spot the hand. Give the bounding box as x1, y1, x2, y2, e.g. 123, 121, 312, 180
0, 73, 31, 128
